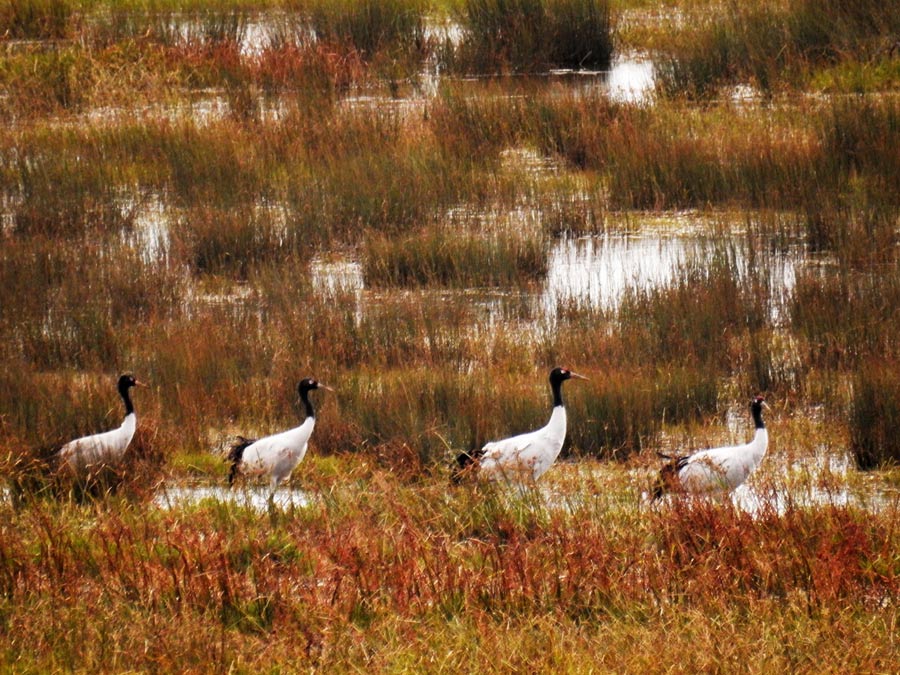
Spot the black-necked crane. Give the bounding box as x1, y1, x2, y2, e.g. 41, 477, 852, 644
651, 395, 770, 499
57, 374, 146, 472
453, 367, 588, 483
227, 378, 331, 496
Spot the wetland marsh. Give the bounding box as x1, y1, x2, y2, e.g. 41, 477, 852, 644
0, 0, 899, 671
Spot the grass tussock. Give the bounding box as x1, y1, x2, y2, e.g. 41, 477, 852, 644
305, 0, 427, 60
851, 361, 900, 470
451, 0, 615, 73
618, 250, 769, 368
789, 264, 900, 371
362, 225, 548, 288
654, 0, 900, 97
173, 204, 300, 278
0, 0, 74, 39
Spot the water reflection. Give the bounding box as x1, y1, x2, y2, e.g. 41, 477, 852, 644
310, 257, 364, 294
543, 230, 698, 312
548, 56, 655, 103
542, 226, 799, 320
730, 476, 899, 516
606, 58, 655, 102
154, 483, 311, 511
306, 220, 803, 323
122, 194, 170, 261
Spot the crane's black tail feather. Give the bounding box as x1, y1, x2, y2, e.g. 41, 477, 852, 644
227, 436, 256, 486
650, 452, 689, 501
450, 448, 485, 485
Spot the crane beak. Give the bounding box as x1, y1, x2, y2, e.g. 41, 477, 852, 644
135, 380, 149, 388
318, 384, 335, 392
570, 372, 589, 381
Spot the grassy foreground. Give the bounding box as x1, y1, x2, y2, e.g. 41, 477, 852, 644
1, 450, 898, 673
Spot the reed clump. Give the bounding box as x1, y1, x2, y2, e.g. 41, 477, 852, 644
172, 204, 298, 278
789, 264, 900, 371
567, 365, 719, 459
654, 0, 900, 97
0, 0, 74, 39
850, 361, 900, 470
451, 0, 614, 73
0, 234, 182, 372
362, 225, 548, 288
304, 0, 427, 61
618, 251, 768, 369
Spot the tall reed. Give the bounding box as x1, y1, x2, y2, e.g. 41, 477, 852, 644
362, 225, 548, 288
451, 0, 614, 73
304, 0, 427, 60
618, 249, 769, 369
0, 0, 74, 39
851, 361, 900, 469
654, 0, 900, 97
789, 264, 900, 370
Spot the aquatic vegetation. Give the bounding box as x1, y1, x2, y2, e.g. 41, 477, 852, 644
653, 0, 900, 97
851, 362, 900, 469
451, 0, 615, 72
362, 224, 548, 288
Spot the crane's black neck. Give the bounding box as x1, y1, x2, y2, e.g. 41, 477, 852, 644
119, 385, 135, 416
752, 403, 765, 430
300, 389, 315, 419
551, 379, 565, 408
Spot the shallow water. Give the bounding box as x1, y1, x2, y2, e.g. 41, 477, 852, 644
154, 483, 311, 511
542, 230, 698, 312
728, 482, 892, 515
148, 448, 899, 517
550, 56, 655, 103
308, 217, 803, 321
547, 450, 900, 517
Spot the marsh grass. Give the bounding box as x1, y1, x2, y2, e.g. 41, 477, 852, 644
618, 249, 768, 367
0, 46, 95, 114
172, 204, 298, 277
1, 91, 897, 467
433, 89, 826, 209
1, 0, 900, 669
0, 0, 74, 39
305, 0, 426, 60
789, 264, 900, 370
851, 362, 900, 470
567, 366, 718, 458
0, 461, 896, 670
452, 0, 615, 73
0, 235, 182, 371
654, 0, 900, 97
362, 224, 548, 288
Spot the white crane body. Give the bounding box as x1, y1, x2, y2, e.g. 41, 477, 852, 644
652, 396, 769, 499
453, 368, 586, 484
